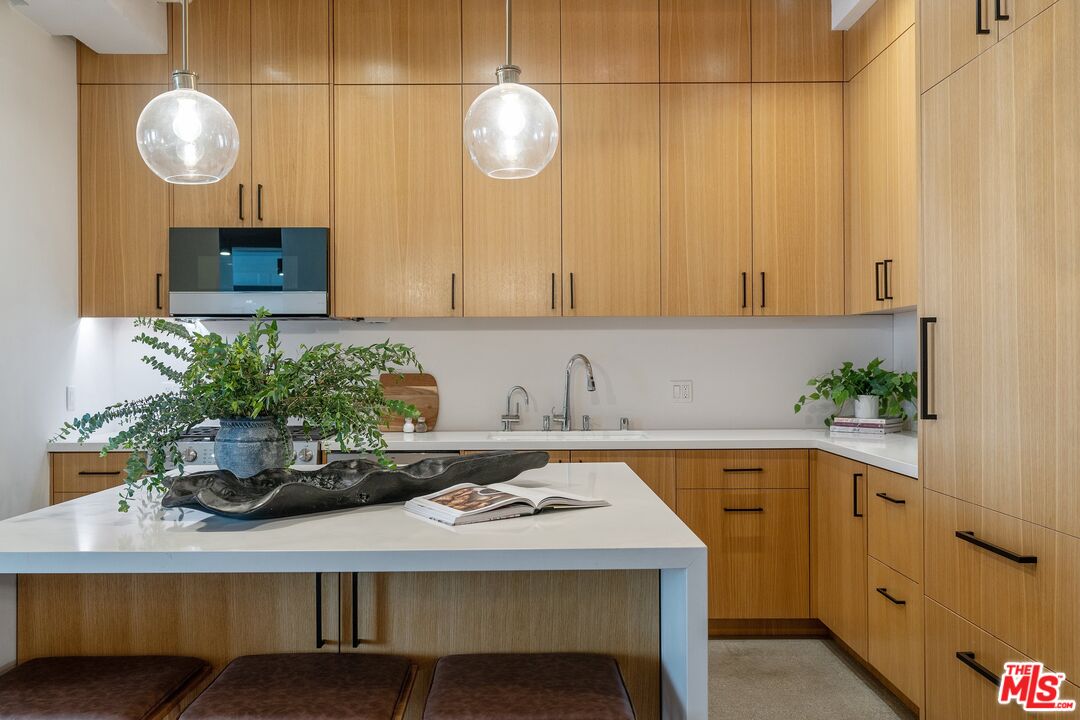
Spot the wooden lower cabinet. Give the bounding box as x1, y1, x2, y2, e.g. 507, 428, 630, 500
867, 557, 922, 706
678, 489, 809, 619
867, 465, 922, 583
811, 451, 868, 657
570, 450, 675, 509
675, 449, 809, 490
50, 452, 132, 505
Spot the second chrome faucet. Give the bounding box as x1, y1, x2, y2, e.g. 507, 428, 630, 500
551, 353, 596, 431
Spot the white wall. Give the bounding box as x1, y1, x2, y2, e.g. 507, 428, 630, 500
89, 314, 902, 433
0, 1, 78, 670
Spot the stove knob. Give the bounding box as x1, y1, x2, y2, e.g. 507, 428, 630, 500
297, 448, 314, 463
182, 448, 198, 463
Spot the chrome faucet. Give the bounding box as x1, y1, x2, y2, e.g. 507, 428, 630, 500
552, 354, 596, 431
501, 385, 530, 431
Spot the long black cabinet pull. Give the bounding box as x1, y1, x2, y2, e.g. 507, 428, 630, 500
920, 316, 938, 420
256, 183, 264, 221
955, 530, 1038, 564
724, 507, 765, 513
238, 183, 245, 221
314, 573, 325, 649
451, 273, 456, 311
723, 467, 764, 473
551, 273, 556, 310
995, 0, 1010, 20
853, 473, 863, 518
760, 272, 766, 309
77, 470, 122, 476
351, 572, 360, 648
741, 272, 747, 309
883, 259, 894, 300
977, 0, 991, 33
569, 273, 575, 310
875, 492, 906, 505
956, 651, 1001, 686
875, 587, 907, 605
155, 273, 163, 310
875, 261, 885, 301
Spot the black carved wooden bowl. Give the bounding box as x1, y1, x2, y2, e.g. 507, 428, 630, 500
160, 450, 550, 520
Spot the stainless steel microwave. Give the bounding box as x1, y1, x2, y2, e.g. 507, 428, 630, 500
168, 227, 329, 317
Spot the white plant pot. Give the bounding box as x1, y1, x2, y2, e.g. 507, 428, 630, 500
854, 395, 880, 419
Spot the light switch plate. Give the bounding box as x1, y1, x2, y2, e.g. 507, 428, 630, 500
65, 386, 76, 411
671, 380, 693, 403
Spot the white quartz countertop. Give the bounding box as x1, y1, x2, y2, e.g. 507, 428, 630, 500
0, 463, 705, 574
48, 429, 918, 478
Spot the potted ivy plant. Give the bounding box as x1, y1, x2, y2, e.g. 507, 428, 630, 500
55, 310, 420, 511
793, 358, 917, 427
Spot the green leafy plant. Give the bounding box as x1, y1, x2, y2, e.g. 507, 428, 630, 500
55, 310, 420, 511
794, 358, 917, 427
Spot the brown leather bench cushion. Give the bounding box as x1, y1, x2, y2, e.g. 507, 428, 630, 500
0, 655, 209, 720
181, 653, 411, 720
423, 653, 635, 720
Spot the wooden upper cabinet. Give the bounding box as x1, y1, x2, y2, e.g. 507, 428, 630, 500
463, 85, 562, 317
173, 85, 253, 228
79, 85, 169, 317
751, 83, 844, 316
751, 0, 843, 81
251, 0, 330, 83
661, 84, 752, 316
76, 42, 170, 84
997, 0, 1056, 39
844, 64, 884, 314
843, 0, 916, 80
562, 0, 659, 82
334, 86, 463, 318
920, 0, 997, 91
882, 28, 918, 309
562, 84, 660, 317
170, 0, 251, 84
462, 0, 560, 83
335, 0, 461, 83
660, 0, 750, 82
811, 451, 868, 657
250, 85, 330, 227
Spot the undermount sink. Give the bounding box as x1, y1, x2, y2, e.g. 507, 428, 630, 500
486, 431, 649, 441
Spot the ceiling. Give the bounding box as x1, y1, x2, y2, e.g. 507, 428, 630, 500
10, 0, 167, 54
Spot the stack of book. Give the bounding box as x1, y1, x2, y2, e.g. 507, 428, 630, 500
830, 417, 904, 435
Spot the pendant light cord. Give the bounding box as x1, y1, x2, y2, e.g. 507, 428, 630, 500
505, 0, 512, 66
180, 0, 190, 72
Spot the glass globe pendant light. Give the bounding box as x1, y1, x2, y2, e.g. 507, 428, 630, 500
135, 0, 240, 184
463, 0, 559, 179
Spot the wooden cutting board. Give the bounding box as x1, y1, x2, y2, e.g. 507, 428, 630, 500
379, 373, 439, 431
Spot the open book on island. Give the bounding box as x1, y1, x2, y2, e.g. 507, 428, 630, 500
404, 483, 609, 526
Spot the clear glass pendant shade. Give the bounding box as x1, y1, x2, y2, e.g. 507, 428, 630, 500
464, 72, 559, 180
136, 82, 240, 184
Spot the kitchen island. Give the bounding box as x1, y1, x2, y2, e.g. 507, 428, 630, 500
0, 462, 706, 720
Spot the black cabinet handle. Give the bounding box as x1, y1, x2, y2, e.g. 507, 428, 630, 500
875, 491, 906, 505
977, 0, 992, 33
256, 183, 264, 221
956, 651, 1001, 686
760, 272, 766, 309
155, 273, 163, 310
853, 473, 863, 518
875, 261, 885, 301
741, 272, 747, 309
723, 507, 765, 513
551, 272, 556, 310
920, 316, 938, 420
875, 587, 907, 605
883, 259, 893, 300
351, 572, 360, 648
451, 273, 456, 311
955, 530, 1037, 564
77, 470, 122, 476
314, 572, 325, 649
723, 467, 764, 473
995, 0, 1009, 20
238, 183, 245, 221
569, 272, 575, 310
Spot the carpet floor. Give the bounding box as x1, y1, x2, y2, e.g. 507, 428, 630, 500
709, 638, 916, 720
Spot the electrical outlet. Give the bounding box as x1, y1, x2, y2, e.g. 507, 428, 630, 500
671, 380, 693, 403
65, 386, 76, 412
